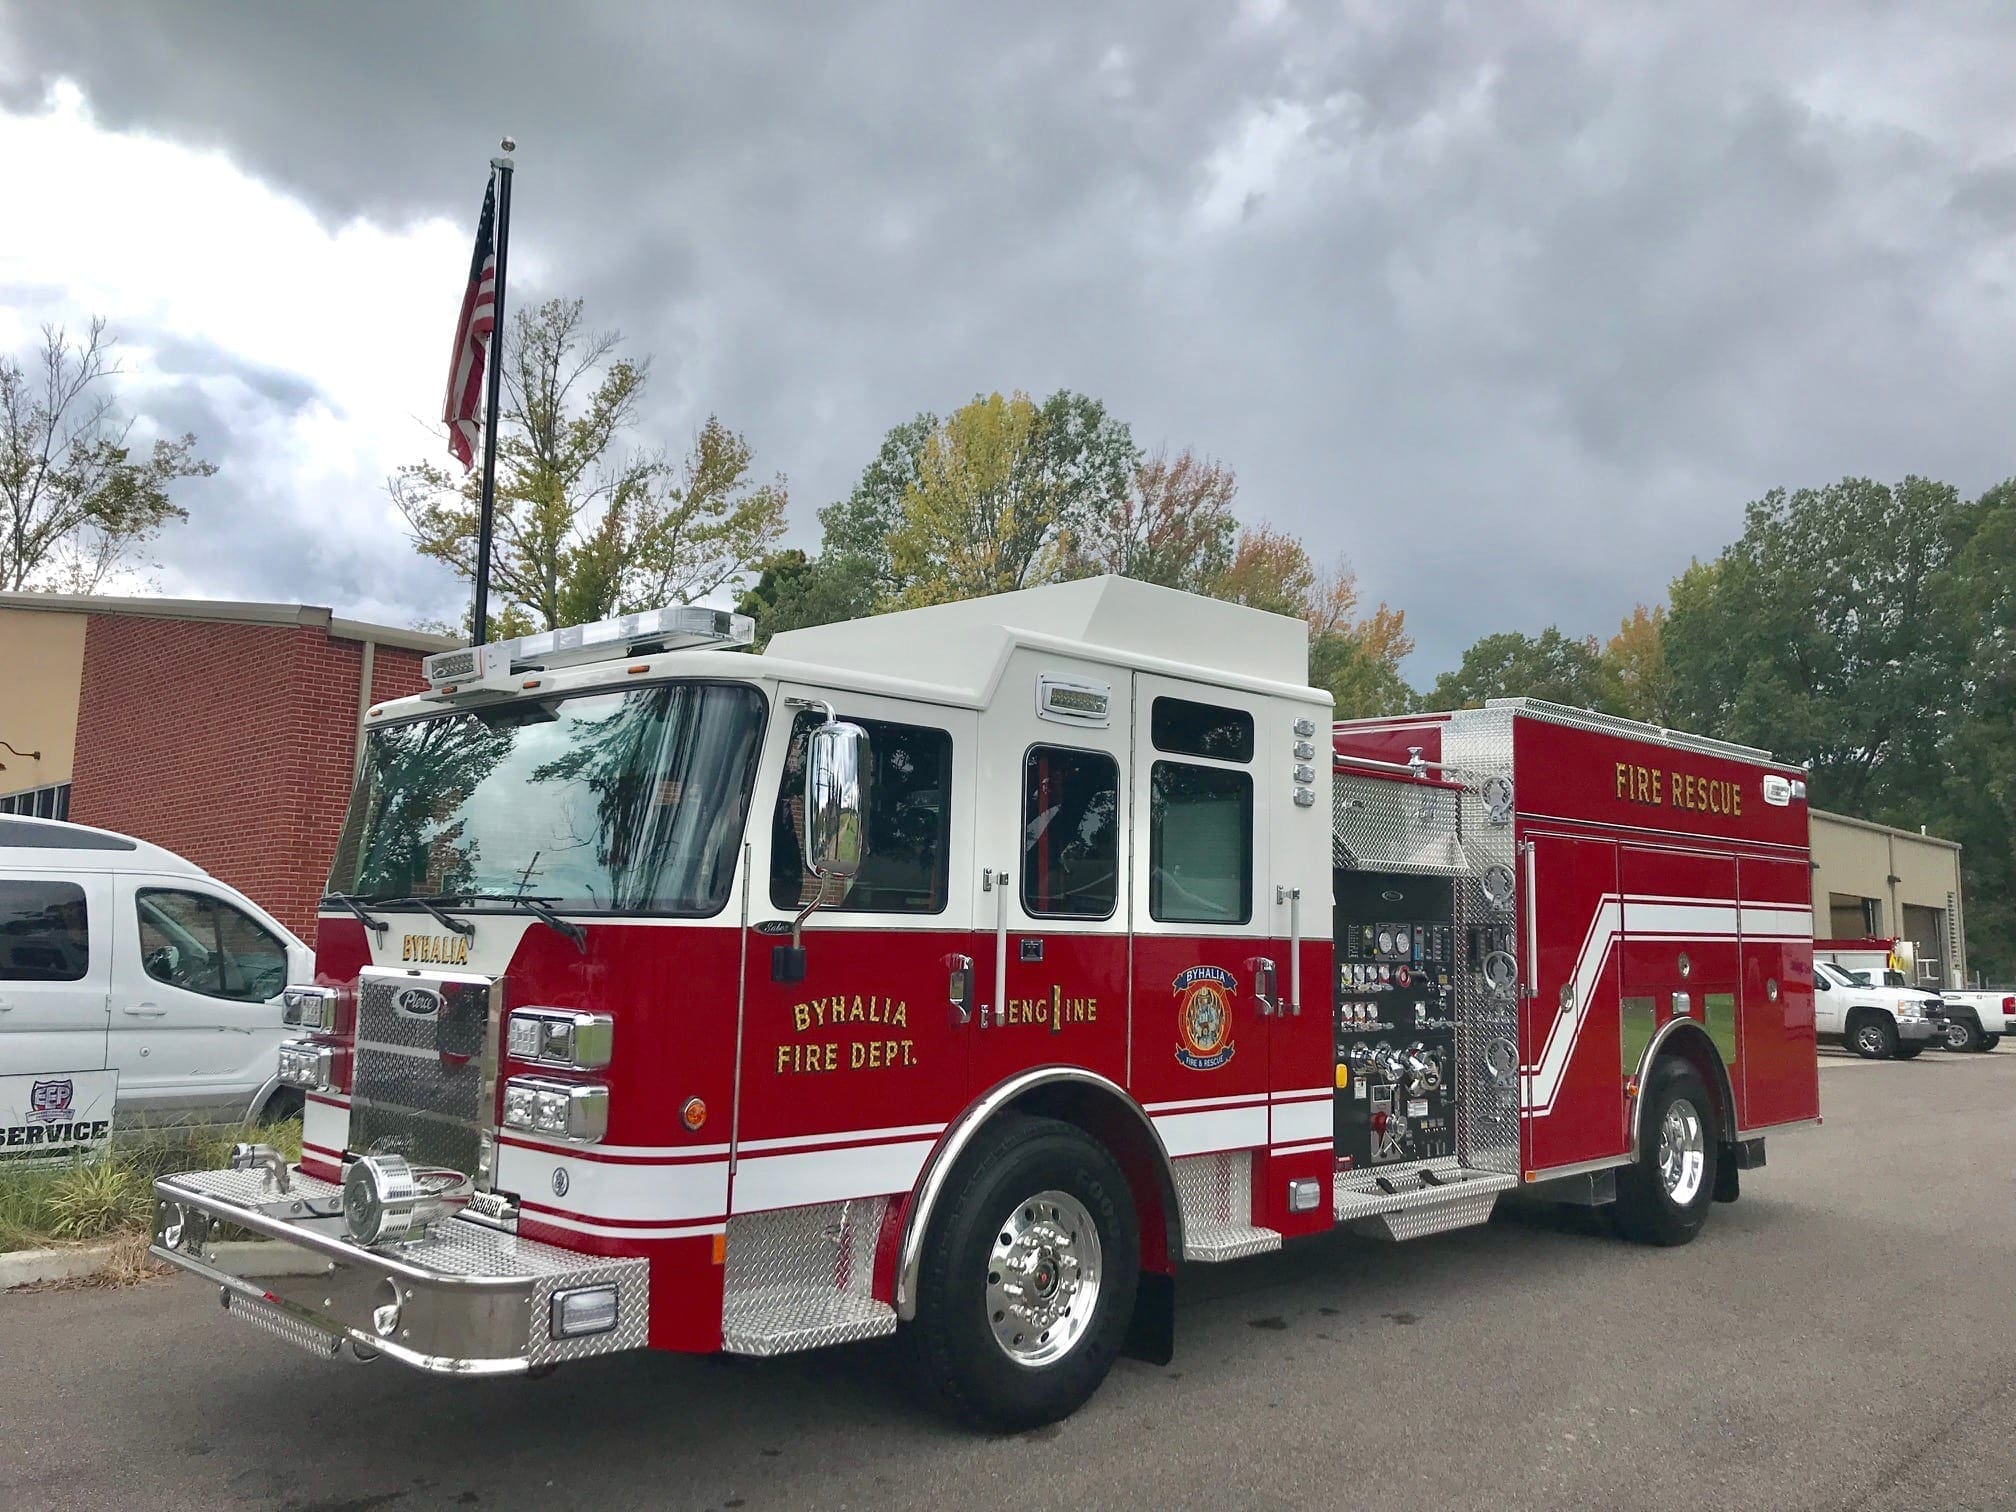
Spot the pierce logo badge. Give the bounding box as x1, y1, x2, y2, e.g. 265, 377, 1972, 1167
1173, 965, 1236, 1071
393, 986, 443, 1020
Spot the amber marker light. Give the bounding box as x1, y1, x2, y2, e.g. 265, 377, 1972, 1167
711, 1233, 727, 1265
522, 679, 542, 689
627, 663, 650, 674
680, 1096, 708, 1131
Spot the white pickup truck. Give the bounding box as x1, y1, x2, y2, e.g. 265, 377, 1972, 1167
1812, 958, 1946, 1059
1936, 988, 2012, 1053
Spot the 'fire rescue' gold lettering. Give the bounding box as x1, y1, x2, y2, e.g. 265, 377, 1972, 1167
778, 994, 917, 1076
1615, 763, 1742, 818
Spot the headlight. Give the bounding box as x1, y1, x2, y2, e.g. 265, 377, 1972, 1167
506, 1009, 614, 1069
1895, 1002, 1924, 1020
281, 985, 338, 1031
277, 1040, 336, 1090
498, 1075, 608, 1143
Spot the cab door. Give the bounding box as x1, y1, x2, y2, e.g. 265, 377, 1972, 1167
1127, 675, 1272, 1159
107, 878, 295, 1114
0, 873, 111, 1079
968, 659, 1130, 1097
732, 688, 977, 1214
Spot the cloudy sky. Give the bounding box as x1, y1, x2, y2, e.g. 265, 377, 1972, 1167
1, 2, 2011, 675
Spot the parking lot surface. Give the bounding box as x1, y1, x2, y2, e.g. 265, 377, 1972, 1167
4, 1049, 2014, 1512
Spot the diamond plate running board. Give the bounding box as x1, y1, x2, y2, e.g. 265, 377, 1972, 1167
1333, 1166, 1517, 1241
1182, 1221, 1284, 1262
1172, 1151, 1283, 1262
721, 1287, 897, 1356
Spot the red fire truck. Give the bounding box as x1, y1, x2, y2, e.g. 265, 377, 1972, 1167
151, 578, 1821, 1428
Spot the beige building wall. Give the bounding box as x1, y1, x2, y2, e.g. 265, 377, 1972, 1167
0, 604, 85, 798
1810, 808, 1966, 987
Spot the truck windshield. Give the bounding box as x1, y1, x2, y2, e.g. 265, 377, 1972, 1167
328, 681, 767, 916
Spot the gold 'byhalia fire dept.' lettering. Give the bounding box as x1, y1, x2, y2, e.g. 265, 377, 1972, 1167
1000, 986, 1098, 1033
401, 934, 472, 965
778, 994, 916, 1076
1614, 762, 1743, 818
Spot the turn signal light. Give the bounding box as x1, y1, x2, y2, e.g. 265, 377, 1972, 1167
277, 1040, 335, 1091
281, 986, 338, 1032
507, 1009, 614, 1070
500, 1075, 608, 1143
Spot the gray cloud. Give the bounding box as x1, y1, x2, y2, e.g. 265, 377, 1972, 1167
3, 0, 2012, 672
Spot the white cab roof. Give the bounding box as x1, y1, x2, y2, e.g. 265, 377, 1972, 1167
764, 575, 1316, 699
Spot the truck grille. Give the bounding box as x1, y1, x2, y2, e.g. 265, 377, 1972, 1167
350, 968, 502, 1187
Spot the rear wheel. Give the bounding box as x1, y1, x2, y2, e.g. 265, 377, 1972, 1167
1615, 1060, 1718, 1247
1982, 1035, 2002, 1052
904, 1114, 1139, 1431
1850, 1013, 1897, 1060
1941, 1017, 1982, 1053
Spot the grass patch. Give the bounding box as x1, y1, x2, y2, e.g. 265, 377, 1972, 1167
0, 1118, 302, 1255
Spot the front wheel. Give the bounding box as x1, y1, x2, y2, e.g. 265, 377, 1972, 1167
1850, 1014, 1898, 1060
904, 1114, 1139, 1431
1894, 1043, 1926, 1060
1615, 1060, 1719, 1246
1942, 1018, 1983, 1053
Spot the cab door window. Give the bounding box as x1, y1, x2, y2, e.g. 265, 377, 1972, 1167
0, 880, 89, 981
770, 711, 953, 914
137, 890, 289, 1002
1148, 762, 1253, 924
1022, 745, 1119, 919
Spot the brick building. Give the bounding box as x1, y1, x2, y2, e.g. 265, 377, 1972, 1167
0, 592, 453, 936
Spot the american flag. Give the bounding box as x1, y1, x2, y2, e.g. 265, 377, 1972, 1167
442, 175, 498, 471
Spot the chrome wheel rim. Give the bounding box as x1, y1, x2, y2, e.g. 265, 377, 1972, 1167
1944, 1022, 1970, 1050
1856, 1025, 1884, 1055
1656, 1098, 1706, 1205
986, 1189, 1101, 1368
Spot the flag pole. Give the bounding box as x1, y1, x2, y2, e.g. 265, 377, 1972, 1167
471, 135, 516, 647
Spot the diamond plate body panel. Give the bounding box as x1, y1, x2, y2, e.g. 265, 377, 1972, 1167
1173, 1151, 1281, 1262
720, 1199, 895, 1355
1332, 773, 1466, 875
350, 970, 498, 1185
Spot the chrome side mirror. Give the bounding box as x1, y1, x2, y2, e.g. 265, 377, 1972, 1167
805, 719, 868, 882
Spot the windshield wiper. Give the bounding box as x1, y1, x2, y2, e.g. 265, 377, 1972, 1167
380, 894, 477, 937
321, 892, 389, 935
444, 892, 589, 954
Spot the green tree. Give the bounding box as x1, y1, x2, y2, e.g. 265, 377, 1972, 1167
0, 318, 213, 591
392, 298, 785, 635
1600, 604, 1674, 724
887, 389, 1137, 606
1429, 627, 1605, 710
1662, 477, 1965, 817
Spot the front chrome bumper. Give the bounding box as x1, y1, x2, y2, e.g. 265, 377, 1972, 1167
1897, 1018, 1940, 1043
151, 1167, 649, 1376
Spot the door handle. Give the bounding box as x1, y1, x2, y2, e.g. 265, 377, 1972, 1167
1247, 956, 1278, 1017
122, 1004, 167, 1017
946, 953, 974, 1026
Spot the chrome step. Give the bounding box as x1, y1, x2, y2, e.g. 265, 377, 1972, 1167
1332, 1161, 1518, 1241
1173, 1150, 1283, 1262
721, 1286, 896, 1356
221, 1292, 343, 1360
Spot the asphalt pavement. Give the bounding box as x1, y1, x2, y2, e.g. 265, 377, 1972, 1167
4, 1049, 2014, 1512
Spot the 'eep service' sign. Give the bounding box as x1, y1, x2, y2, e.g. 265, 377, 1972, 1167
0, 1070, 118, 1164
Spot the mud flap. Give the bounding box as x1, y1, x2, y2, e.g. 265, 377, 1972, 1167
1123, 1270, 1175, 1365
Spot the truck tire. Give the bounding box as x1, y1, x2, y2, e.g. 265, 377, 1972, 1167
1893, 1043, 1925, 1059
903, 1113, 1139, 1431
1942, 1017, 1983, 1054
1849, 1012, 1897, 1060
1982, 1035, 2002, 1052
1615, 1060, 1718, 1247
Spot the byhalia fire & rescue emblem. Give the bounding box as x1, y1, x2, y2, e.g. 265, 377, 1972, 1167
1173, 965, 1236, 1070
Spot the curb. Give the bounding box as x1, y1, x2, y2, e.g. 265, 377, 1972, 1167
4, 1238, 326, 1290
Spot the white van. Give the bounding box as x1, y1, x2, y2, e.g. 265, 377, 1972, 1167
0, 817, 311, 1126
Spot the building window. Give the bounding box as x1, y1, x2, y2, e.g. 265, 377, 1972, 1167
1827, 892, 1881, 939
1022, 746, 1119, 919
0, 783, 71, 821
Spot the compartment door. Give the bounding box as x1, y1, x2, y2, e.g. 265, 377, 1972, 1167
1522, 833, 1622, 1171
1738, 857, 1819, 1127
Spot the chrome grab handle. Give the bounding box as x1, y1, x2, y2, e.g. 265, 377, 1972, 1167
990, 866, 1009, 1030
1520, 838, 1538, 1000
1277, 885, 1303, 1016
1248, 956, 1278, 1017
946, 953, 974, 1026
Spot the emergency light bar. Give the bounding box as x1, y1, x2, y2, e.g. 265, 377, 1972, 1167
422, 606, 754, 690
